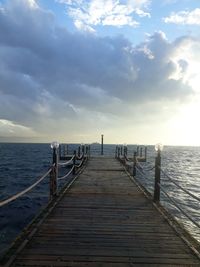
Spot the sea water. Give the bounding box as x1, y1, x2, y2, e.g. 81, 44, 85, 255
0, 143, 199, 256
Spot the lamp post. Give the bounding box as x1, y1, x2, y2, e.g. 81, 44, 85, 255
50, 141, 59, 199
153, 143, 163, 202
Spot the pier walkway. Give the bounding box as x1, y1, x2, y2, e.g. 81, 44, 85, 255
3, 156, 200, 266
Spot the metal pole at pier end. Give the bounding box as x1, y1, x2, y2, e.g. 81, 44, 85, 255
50, 141, 59, 199
101, 134, 104, 155
154, 143, 163, 202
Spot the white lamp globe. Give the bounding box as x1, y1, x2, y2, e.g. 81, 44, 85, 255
51, 141, 59, 149
155, 143, 163, 152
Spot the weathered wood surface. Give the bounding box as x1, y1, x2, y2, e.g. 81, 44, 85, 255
8, 157, 200, 266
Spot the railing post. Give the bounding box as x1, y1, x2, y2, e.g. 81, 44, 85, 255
78, 146, 81, 157
73, 150, 76, 175
64, 144, 68, 156
120, 146, 123, 156
118, 147, 120, 158
133, 152, 137, 177
115, 146, 118, 158
144, 146, 147, 161
50, 141, 59, 200
140, 147, 143, 157
137, 146, 139, 156
154, 146, 161, 202
82, 144, 85, 155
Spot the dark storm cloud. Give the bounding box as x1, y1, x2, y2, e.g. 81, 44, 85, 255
0, 0, 194, 135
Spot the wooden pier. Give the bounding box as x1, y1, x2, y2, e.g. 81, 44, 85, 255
1, 156, 200, 266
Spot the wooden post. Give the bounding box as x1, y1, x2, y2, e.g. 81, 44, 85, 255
137, 146, 139, 156
154, 149, 161, 202
120, 146, 123, 156
78, 146, 81, 157
82, 144, 85, 155
101, 134, 104, 155
73, 150, 76, 175
140, 147, 143, 157
144, 146, 147, 161
115, 146, 118, 158
50, 145, 58, 199
133, 152, 137, 177
64, 144, 68, 156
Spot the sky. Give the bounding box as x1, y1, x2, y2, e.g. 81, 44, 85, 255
0, 0, 200, 145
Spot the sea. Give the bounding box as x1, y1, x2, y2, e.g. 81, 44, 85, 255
0, 143, 200, 256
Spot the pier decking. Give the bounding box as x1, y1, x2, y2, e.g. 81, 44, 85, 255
2, 157, 200, 266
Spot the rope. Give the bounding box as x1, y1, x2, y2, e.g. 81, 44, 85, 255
136, 160, 155, 174
160, 168, 200, 202
125, 159, 132, 166
145, 166, 155, 171
76, 154, 84, 160
136, 160, 143, 170
124, 154, 131, 162
158, 183, 200, 229
0, 168, 52, 207
136, 166, 146, 176
75, 158, 85, 168
57, 166, 75, 180
58, 155, 75, 167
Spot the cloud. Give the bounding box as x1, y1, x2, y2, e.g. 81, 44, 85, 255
57, 0, 150, 31
163, 8, 200, 25
0, 0, 198, 141
0, 119, 36, 137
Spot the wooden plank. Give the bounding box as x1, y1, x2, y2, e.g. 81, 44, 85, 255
1, 156, 200, 266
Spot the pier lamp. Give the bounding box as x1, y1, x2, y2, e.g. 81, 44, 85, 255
51, 141, 59, 165
155, 143, 163, 164
51, 141, 59, 150
155, 143, 163, 154
154, 143, 163, 202
50, 141, 59, 199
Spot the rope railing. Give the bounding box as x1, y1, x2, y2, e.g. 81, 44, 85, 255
58, 155, 75, 167
158, 182, 200, 229
115, 144, 200, 234
0, 143, 90, 208
160, 167, 200, 203
136, 159, 155, 172
0, 167, 52, 207
124, 154, 131, 162
136, 165, 146, 176
76, 153, 84, 161
75, 158, 85, 168
57, 165, 75, 181
135, 164, 154, 185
